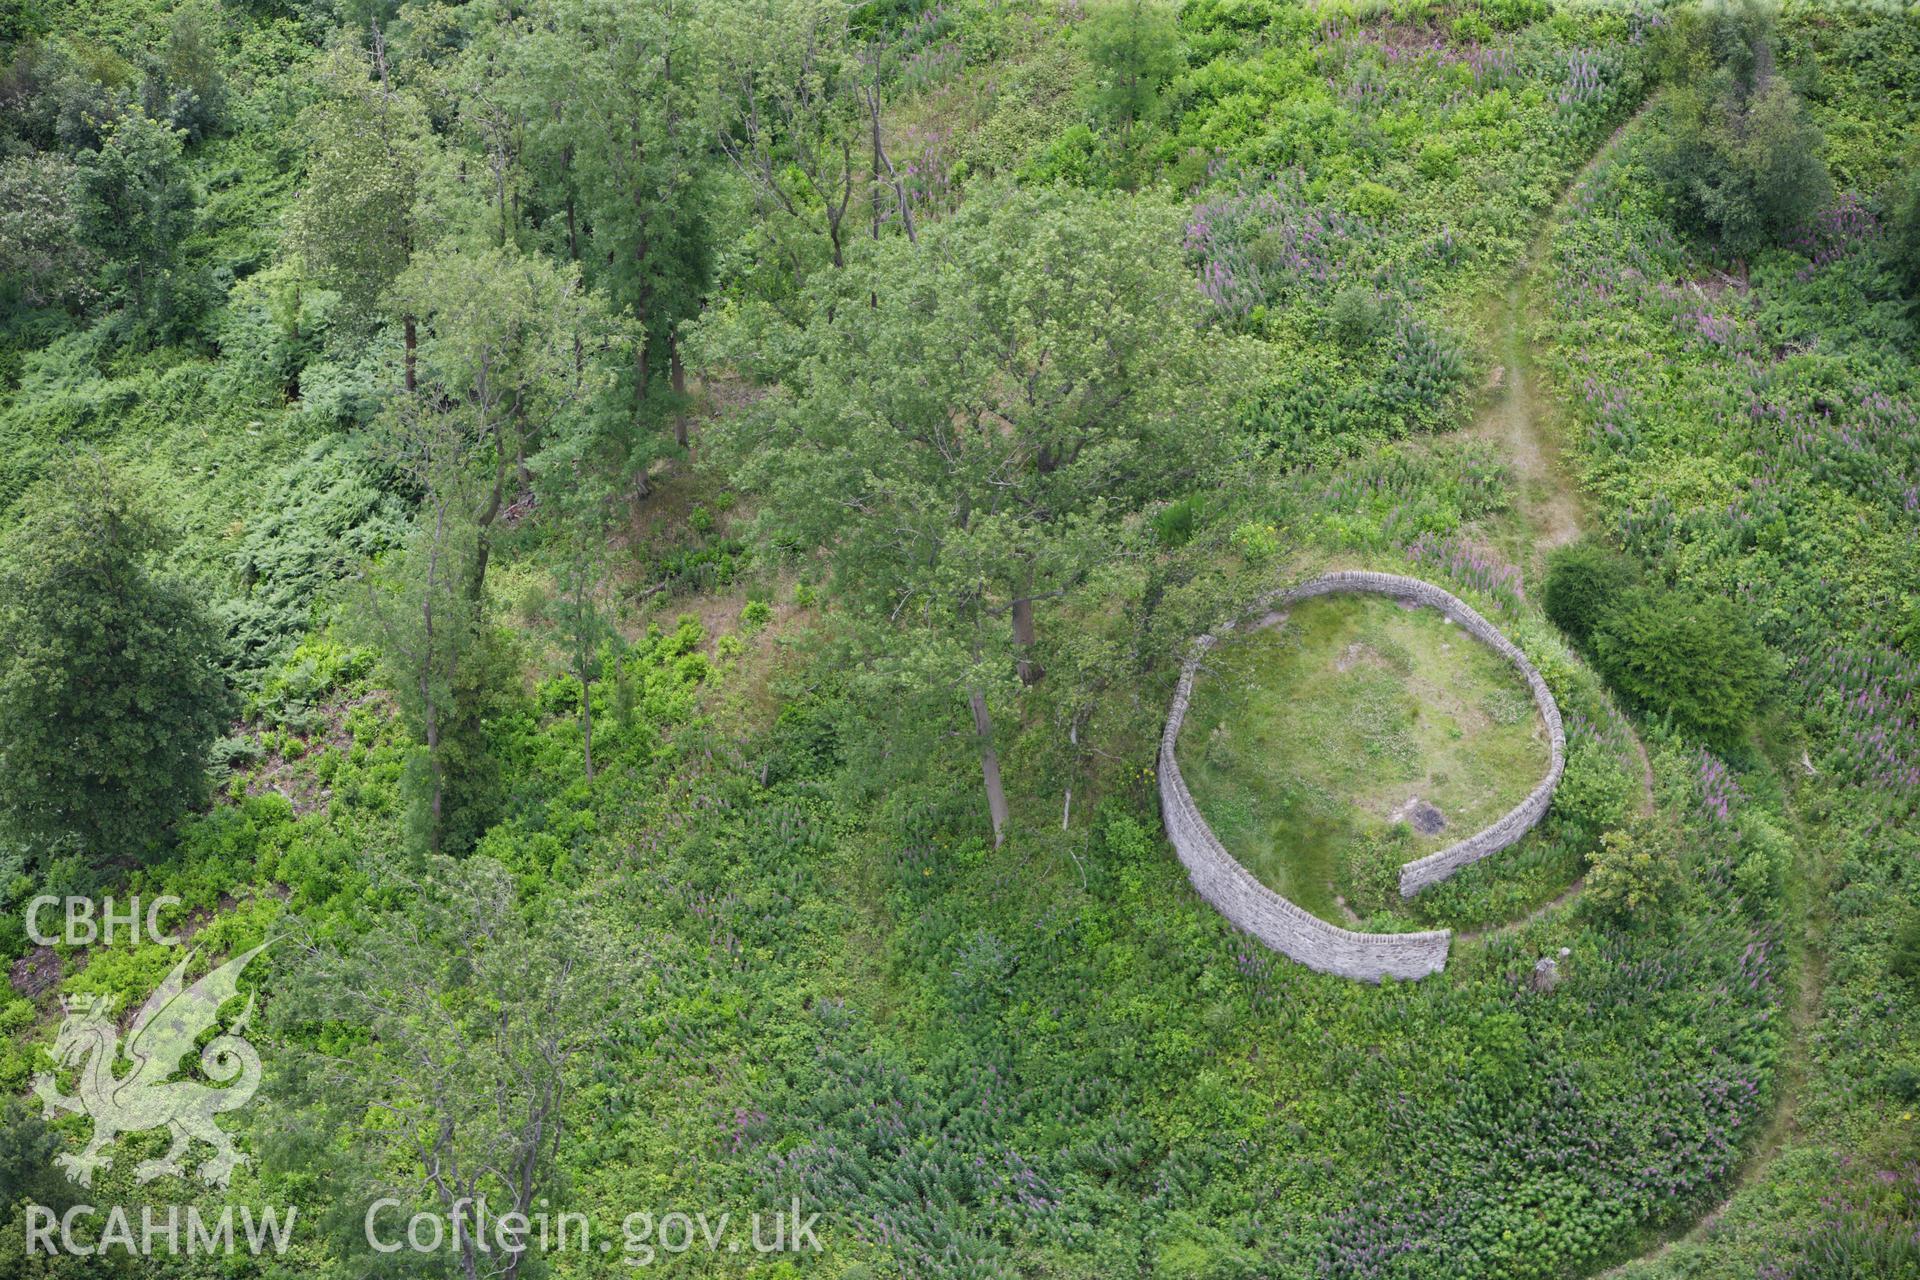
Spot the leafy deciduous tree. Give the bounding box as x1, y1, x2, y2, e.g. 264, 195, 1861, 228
271, 856, 646, 1280
0, 152, 91, 311
0, 461, 231, 865
387, 242, 625, 606
715, 182, 1250, 845
1651, 1, 1832, 259
1081, 0, 1180, 148
509, 0, 716, 461
712, 0, 863, 280
352, 401, 487, 855
71, 109, 196, 330
289, 37, 433, 389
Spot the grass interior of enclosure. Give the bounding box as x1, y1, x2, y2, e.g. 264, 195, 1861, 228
1175, 593, 1548, 923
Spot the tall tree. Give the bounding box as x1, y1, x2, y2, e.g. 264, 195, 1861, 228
1893, 143, 1920, 305
271, 856, 646, 1280
534, 460, 621, 784
1651, 0, 1831, 259
714, 183, 1250, 845
0, 152, 91, 311
71, 108, 195, 331
509, 0, 717, 467
1081, 0, 1180, 152
711, 0, 863, 280
442, 20, 531, 253
0, 460, 230, 865
351, 400, 486, 855
289, 36, 433, 390
386, 242, 625, 607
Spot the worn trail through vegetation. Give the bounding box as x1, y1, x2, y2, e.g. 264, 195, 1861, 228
1448, 106, 1658, 953
1457, 99, 1829, 1278
1461, 101, 1652, 568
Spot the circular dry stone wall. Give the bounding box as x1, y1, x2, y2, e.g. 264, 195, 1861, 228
1158, 570, 1566, 983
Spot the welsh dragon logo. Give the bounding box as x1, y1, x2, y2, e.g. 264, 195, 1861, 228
32, 942, 268, 1189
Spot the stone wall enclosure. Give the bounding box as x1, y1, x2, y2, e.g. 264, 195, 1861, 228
1159, 571, 1566, 983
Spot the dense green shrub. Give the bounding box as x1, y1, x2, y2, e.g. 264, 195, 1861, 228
1543, 540, 1639, 644
1590, 587, 1778, 748
1732, 811, 1793, 915
1890, 148, 1920, 304
1651, 1, 1832, 258
1328, 285, 1386, 345
0, 1102, 74, 1216
1584, 820, 1681, 921
1550, 737, 1636, 844
218, 435, 410, 680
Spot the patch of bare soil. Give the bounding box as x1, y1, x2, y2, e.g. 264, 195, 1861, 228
1389, 796, 1448, 835
1332, 641, 1386, 673
10, 946, 62, 999
240, 690, 391, 818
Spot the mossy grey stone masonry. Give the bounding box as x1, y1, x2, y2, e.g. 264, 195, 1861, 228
1158, 571, 1566, 983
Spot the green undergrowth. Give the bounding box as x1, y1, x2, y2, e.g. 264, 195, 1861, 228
3, 1, 1894, 1277
1531, 6, 1920, 1272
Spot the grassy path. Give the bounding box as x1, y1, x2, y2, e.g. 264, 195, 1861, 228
1468, 276, 1584, 564
1460, 99, 1831, 1278
1459, 102, 1651, 572
1465, 104, 1662, 799
1437, 109, 1657, 953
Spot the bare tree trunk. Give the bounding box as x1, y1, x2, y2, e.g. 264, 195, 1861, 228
1062, 714, 1078, 830
865, 85, 915, 245
565, 156, 578, 261
580, 676, 595, 782
418, 500, 447, 856
869, 93, 882, 308
403, 313, 417, 394
870, 99, 883, 243
827, 135, 853, 269
422, 698, 444, 854
1011, 597, 1043, 685
495, 159, 508, 247
670, 335, 689, 447
469, 458, 507, 605
969, 686, 1009, 848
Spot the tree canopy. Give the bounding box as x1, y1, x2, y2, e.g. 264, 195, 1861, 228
0, 461, 230, 864
715, 181, 1254, 842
